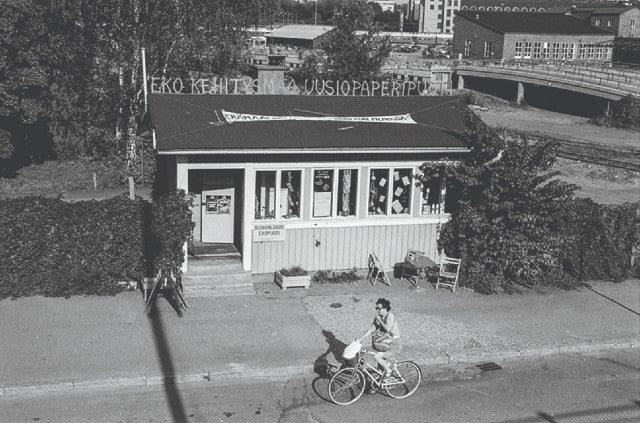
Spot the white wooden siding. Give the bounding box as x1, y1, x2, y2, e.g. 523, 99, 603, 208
251, 222, 440, 273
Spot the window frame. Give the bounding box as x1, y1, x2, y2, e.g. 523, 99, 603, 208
514, 41, 522, 59
310, 167, 360, 220
366, 166, 415, 218
523, 41, 532, 59
254, 169, 304, 221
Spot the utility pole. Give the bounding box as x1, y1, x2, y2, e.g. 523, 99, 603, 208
315, 0, 318, 25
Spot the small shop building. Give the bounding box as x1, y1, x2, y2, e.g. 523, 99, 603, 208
148, 92, 470, 274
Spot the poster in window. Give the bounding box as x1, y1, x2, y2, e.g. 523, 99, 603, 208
217, 195, 231, 214
205, 195, 218, 213
314, 192, 332, 217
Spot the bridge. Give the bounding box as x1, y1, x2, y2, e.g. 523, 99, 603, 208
455, 60, 640, 101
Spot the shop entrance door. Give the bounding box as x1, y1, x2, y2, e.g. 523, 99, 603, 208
201, 172, 235, 243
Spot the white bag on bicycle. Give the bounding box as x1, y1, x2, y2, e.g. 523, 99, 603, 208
343, 340, 362, 359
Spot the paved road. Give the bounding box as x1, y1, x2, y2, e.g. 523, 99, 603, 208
2, 349, 638, 422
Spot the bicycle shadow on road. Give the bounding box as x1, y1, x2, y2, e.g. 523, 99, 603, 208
314, 329, 349, 378
312, 330, 351, 404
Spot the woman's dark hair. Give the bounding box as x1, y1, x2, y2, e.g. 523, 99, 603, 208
376, 298, 391, 311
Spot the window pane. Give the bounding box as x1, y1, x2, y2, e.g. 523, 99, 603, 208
421, 176, 442, 214
392, 169, 412, 215
280, 170, 301, 218
313, 170, 333, 218
337, 169, 358, 217
255, 171, 276, 219
368, 169, 389, 215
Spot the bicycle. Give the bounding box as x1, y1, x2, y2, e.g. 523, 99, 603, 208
328, 341, 422, 405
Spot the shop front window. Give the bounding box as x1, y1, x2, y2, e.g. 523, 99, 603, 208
391, 169, 412, 215
255, 171, 276, 219
421, 176, 444, 215
337, 169, 358, 217
368, 169, 389, 216
280, 170, 301, 218
313, 169, 334, 218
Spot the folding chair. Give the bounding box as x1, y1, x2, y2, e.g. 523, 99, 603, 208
398, 249, 426, 282
435, 256, 462, 293
367, 253, 392, 286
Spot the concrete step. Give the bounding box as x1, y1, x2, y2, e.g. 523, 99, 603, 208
182, 273, 251, 285
183, 283, 255, 298
186, 263, 247, 276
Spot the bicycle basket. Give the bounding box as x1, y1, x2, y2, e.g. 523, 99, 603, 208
342, 340, 362, 359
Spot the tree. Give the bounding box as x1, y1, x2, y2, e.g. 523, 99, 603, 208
290, 0, 391, 83
0, 0, 279, 174
419, 113, 580, 293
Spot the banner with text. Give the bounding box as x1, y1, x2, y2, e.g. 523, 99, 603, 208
222, 110, 417, 125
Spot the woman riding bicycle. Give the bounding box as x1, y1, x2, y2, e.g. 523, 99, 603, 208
358, 298, 401, 382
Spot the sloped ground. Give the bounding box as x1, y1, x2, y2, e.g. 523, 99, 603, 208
473, 98, 640, 205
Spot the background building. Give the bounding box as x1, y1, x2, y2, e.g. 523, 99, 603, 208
453, 11, 615, 60
419, 0, 461, 33
266, 24, 336, 49
569, 6, 640, 37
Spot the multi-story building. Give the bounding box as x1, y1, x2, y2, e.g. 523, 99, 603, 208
570, 6, 640, 37
418, 0, 462, 33
453, 11, 615, 60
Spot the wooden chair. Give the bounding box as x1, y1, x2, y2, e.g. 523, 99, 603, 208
435, 256, 462, 293
398, 249, 427, 282
367, 253, 391, 286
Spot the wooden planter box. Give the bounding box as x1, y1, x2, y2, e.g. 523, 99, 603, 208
275, 271, 311, 290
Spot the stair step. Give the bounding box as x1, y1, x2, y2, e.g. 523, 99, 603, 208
186, 264, 248, 276
183, 273, 251, 284
183, 285, 255, 298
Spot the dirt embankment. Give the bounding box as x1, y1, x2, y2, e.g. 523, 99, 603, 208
472, 98, 640, 205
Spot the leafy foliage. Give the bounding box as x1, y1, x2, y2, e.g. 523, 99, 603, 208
0, 190, 193, 299
421, 115, 576, 293
289, 0, 391, 82
278, 266, 308, 276
0, 0, 278, 175
312, 268, 362, 284
558, 199, 640, 283
600, 95, 640, 131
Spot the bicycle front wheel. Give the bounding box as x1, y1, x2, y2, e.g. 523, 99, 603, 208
385, 361, 422, 399
328, 367, 366, 405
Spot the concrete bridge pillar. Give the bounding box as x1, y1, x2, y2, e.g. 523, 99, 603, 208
457, 75, 465, 90
516, 81, 525, 104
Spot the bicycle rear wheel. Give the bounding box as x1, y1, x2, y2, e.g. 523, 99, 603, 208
384, 361, 422, 399
328, 367, 366, 405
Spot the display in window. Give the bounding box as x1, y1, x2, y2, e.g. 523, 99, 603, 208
313, 170, 333, 218
337, 169, 358, 216
255, 171, 276, 219
368, 169, 389, 215
392, 168, 412, 215
421, 176, 444, 214
280, 170, 301, 218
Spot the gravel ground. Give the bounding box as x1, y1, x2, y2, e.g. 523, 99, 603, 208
302, 293, 517, 359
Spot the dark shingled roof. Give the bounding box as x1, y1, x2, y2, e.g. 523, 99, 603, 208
455, 10, 616, 34
148, 94, 469, 154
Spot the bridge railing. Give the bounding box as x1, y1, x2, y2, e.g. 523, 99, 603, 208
455, 60, 640, 96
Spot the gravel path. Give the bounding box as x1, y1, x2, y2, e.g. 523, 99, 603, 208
302, 294, 517, 358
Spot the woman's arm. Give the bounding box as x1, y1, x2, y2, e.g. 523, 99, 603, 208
376, 313, 395, 333
358, 324, 376, 342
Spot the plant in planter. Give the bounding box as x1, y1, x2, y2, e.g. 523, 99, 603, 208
312, 268, 363, 284
275, 266, 311, 290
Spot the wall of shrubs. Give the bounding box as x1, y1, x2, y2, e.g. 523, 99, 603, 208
0, 191, 193, 299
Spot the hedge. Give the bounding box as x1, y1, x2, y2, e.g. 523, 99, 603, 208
0, 190, 193, 299
559, 199, 640, 283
